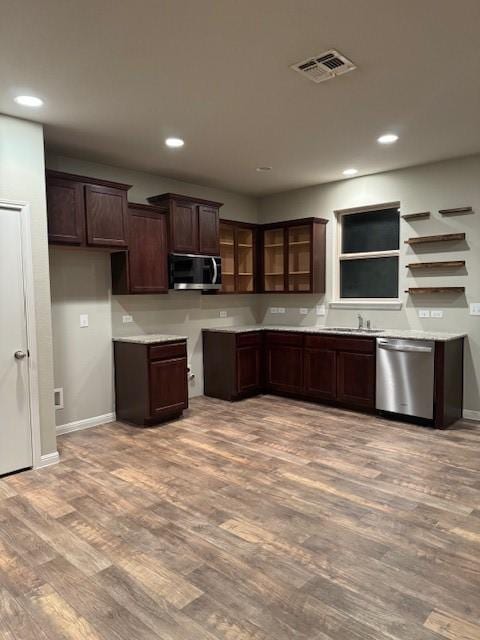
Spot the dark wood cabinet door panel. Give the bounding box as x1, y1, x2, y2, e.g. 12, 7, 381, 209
46, 176, 85, 244
266, 345, 303, 394
171, 201, 198, 253
304, 348, 336, 400
198, 205, 219, 255
337, 352, 375, 408
128, 209, 168, 293
236, 346, 261, 394
85, 184, 128, 247
149, 357, 188, 416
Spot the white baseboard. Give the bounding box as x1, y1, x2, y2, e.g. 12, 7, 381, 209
36, 451, 60, 469
463, 409, 480, 422
57, 412, 115, 436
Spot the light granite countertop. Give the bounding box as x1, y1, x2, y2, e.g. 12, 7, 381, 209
202, 325, 466, 342
113, 334, 187, 344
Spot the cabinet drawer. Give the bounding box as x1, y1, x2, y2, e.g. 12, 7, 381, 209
265, 331, 303, 347
236, 332, 262, 347
305, 334, 374, 354
149, 342, 187, 361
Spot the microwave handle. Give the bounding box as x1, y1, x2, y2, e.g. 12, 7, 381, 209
211, 257, 218, 284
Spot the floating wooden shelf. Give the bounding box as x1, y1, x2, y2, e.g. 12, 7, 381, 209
405, 232, 466, 245
406, 260, 465, 270
405, 287, 465, 294
401, 211, 430, 221
439, 207, 472, 216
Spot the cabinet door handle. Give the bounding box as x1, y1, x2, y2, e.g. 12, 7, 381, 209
14, 350, 28, 360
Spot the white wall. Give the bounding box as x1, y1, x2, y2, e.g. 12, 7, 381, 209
259, 154, 480, 414
47, 155, 259, 427
0, 116, 56, 455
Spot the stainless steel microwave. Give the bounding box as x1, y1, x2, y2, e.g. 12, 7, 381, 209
168, 253, 221, 290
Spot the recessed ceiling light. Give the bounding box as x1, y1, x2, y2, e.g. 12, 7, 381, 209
342, 168, 358, 176
14, 95, 43, 107
377, 133, 398, 144
256, 166, 272, 172
165, 137, 184, 148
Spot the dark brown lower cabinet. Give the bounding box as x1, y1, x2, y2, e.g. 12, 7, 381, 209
114, 340, 188, 425
202, 329, 463, 427
304, 348, 337, 401
202, 331, 262, 400
336, 351, 375, 408
265, 333, 303, 394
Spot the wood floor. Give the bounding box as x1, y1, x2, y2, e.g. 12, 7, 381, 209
1, 395, 480, 640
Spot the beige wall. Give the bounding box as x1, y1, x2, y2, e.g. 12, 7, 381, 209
258, 154, 480, 414
0, 116, 56, 455
46, 155, 259, 426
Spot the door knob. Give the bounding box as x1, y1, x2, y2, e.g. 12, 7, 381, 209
14, 350, 27, 360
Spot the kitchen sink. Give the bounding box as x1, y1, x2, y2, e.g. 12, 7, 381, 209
322, 327, 385, 334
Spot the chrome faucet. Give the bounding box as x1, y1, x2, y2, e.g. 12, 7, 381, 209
357, 314, 364, 330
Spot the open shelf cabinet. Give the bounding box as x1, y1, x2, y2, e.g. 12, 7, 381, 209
260, 218, 328, 294
219, 220, 257, 293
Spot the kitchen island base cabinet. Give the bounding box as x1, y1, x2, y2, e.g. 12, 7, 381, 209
114, 340, 188, 426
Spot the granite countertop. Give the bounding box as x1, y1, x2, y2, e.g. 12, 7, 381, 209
202, 325, 466, 342
113, 334, 187, 344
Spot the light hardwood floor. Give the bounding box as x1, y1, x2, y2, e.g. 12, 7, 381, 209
1, 395, 480, 640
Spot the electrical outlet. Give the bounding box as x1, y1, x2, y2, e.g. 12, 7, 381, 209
122, 315, 133, 324
418, 309, 430, 318
270, 307, 278, 314
431, 310, 443, 318
316, 305, 326, 316
277, 307, 286, 314
470, 303, 480, 316
219, 310, 227, 318
299, 308, 309, 315
79, 314, 89, 328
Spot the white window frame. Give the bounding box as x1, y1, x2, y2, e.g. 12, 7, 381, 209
330, 202, 402, 310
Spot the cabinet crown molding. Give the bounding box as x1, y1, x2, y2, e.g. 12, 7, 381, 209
46, 170, 132, 191
147, 192, 223, 208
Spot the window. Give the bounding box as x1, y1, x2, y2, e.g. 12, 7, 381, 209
336, 205, 400, 301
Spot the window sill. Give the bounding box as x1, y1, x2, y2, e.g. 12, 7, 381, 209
329, 300, 403, 310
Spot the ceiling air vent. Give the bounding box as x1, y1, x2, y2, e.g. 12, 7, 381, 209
291, 50, 356, 83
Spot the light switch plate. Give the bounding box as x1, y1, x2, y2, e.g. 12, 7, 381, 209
316, 305, 326, 316
122, 315, 133, 324
470, 303, 480, 316
277, 307, 286, 314
418, 309, 430, 318
270, 307, 278, 314
219, 311, 227, 318
79, 314, 89, 328
431, 310, 443, 318
299, 308, 309, 315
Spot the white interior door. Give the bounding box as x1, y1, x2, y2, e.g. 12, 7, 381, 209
0, 205, 33, 475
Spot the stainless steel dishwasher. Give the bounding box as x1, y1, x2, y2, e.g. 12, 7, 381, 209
376, 338, 435, 420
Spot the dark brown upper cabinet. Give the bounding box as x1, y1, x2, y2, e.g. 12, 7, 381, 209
260, 217, 328, 294
45, 174, 85, 245
111, 203, 168, 295
46, 170, 131, 248
147, 193, 222, 255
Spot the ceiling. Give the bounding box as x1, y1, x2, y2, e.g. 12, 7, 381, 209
1, 0, 480, 195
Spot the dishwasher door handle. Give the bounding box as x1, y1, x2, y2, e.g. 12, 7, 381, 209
378, 341, 433, 354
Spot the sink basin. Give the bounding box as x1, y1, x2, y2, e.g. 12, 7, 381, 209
322, 327, 385, 334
